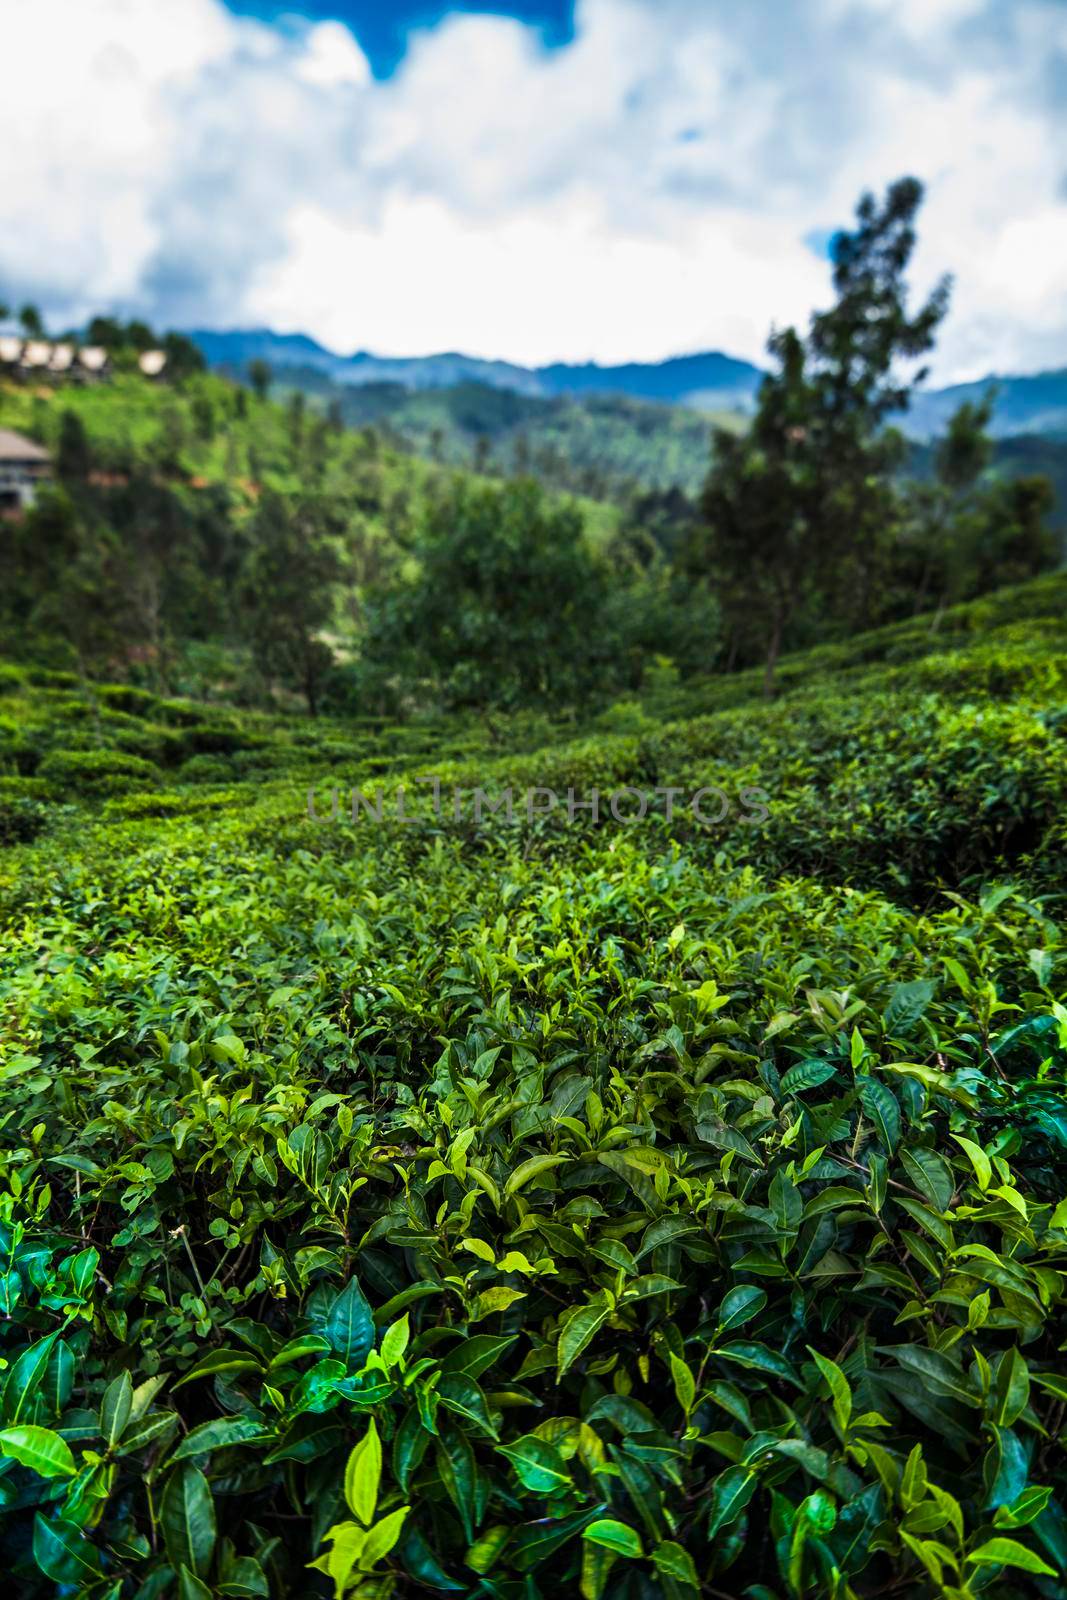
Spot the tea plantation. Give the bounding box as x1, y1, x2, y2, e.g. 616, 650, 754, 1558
1, 574, 1066, 1599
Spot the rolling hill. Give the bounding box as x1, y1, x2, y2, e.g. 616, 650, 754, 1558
273, 364, 1067, 519
271, 366, 744, 497
186, 327, 1067, 519
190, 325, 1067, 440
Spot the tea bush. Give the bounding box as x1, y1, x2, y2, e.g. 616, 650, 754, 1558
0, 574, 1065, 1599
35, 749, 163, 798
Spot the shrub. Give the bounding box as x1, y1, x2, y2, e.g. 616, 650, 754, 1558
0, 794, 48, 845
95, 683, 165, 717
179, 722, 267, 755
36, 747, 162, 797
179, 753, 234, 784
24, 668, 80, 689
157, 696, 213, 727
101, 791, 190, 821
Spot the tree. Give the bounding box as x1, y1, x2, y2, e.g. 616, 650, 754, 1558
56, 410, 93, 486
192, 394, 216, 442
125, 319, 154, 352
87, 315, 123, 349
700, 177, 951, 693
888, 391, 1056, 618
362, 477, 609, 708
960, 475, 1057, 599
239, 490, 340, 715
287, 391, 306, 460
248, 359, 272, 401
162, 331, 206, 379
1, 487, 130, 675
18, 302, 44, 340
901, 391, 995, 615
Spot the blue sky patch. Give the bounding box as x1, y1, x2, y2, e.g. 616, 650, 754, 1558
223, 0, 575, 78
803, 227, 840, 261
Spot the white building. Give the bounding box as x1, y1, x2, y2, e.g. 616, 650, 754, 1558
0, 428, 52, 512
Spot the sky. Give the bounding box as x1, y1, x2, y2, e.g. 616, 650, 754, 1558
0, 0, 1065, 381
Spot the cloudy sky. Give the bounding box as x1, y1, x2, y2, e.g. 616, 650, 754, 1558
1, 0, 1064, 380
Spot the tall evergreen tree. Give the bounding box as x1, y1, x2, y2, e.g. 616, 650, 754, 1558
700, 177, 951, 692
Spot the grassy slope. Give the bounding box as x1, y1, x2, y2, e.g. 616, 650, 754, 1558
1, 567, 1066, 1585
2, 570, 1065, 890
0, 372, 619, 534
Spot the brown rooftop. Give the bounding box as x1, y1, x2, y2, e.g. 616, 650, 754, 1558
0, 428, 51, 462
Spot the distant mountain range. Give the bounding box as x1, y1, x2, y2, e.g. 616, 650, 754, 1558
189, 328, 765, 414
905, 371, 1067, 441
189, 326, 1067, 441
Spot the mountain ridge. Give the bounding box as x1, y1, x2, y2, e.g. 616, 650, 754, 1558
189, 326, 1067, 440
189, 327, 765, 412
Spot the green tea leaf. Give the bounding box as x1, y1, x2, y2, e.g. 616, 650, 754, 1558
171, 1416, 269, 1461
966, 1537, 1056, 1576
161, 1464, 217, 1579
707, 1465, 758, 1537
325, 1276, 376, 1369
558, 1302, 610, 1377
32, 1516, 104, 1586
498, 1433, 572, 1494
362, 1505, 410, 1568
100, 1372, 133, 1449
582, 1519, 643, 1559
807, 1346, 852, 1434
344, 1418, 382, 1526
0, 1425, 76, 1479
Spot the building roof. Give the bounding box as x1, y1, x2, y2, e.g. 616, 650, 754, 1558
0, 428, 51, 463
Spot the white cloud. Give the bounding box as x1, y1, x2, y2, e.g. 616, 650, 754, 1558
0, 0, 1063, 380
256, 193, 829, 367
295, 20, 370, 87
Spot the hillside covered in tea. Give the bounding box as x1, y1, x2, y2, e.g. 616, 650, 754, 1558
1, 570, 1066, 1598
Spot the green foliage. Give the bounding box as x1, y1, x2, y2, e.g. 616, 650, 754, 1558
362, 476, 613, 708
0, 572, 1065, 1597
0, 369, 449, 700
36, 747, 161, 796
238, 489, 342, 716
295, 372, 741, 498
891, 394, 1058, 621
